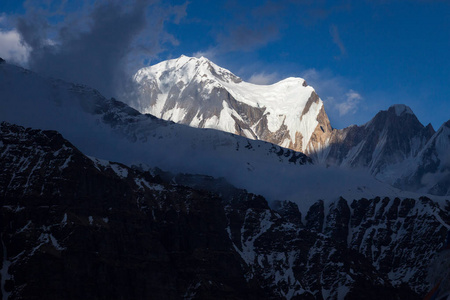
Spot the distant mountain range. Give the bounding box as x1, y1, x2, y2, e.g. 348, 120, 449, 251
132, 55, 450, 196
1, 57, 449, 299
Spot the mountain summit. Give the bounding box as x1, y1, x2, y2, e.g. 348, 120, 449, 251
320, 104, 436, 185
133, 55, 332, 155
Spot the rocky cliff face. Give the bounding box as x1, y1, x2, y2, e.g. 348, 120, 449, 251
1, 121, 448, 299
0, 122, 267, 299
318, 105, 433, 169
315, 104, 450, 196
398, 120, 450, 196
132, 55, 333, 155
226, 194, 449, 299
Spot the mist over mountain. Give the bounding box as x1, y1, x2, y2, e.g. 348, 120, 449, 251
0, 59, 415, 207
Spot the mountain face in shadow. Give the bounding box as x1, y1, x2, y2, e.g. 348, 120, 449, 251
1, 121, 446, 299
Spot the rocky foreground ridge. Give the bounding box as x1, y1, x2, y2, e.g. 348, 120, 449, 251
1, 121, 449, 299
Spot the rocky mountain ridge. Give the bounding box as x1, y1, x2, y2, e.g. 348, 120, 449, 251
1, 121, 449, 299
0, 121, 264, 299
320, 104, 450, 196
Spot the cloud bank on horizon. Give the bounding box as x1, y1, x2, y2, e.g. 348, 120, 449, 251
0, 0, 449, 129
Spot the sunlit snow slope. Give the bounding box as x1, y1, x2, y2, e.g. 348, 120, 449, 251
132, 55, 333, 155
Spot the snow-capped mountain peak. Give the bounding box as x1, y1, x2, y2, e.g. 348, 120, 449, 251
132, 55, 331, 154
134, 55, 242, 91
389, 104, 414, 116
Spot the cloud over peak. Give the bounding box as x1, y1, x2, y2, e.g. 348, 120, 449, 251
10, 0, 187, 99
338, 90, 362, 116
0, 29, 30, 64
301, 68, 364, 126
247, 71, 280, 85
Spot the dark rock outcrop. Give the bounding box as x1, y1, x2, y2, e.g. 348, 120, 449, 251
1, 121, 448, 299
0, 122, 266, 299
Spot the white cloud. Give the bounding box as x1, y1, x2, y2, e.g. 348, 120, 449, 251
301, 68, 364, 125
192, 48, 217, 60
337, 90, 362, 116
0, 29, 30, 65
248, 72, 279, 85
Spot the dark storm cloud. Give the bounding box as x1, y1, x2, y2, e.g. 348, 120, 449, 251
16, 0, 185, 98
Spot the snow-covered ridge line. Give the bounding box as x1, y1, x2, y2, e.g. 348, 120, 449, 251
132, 55, 330, 155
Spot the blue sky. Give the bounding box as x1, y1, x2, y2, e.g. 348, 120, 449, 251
0, 0, 449, 129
